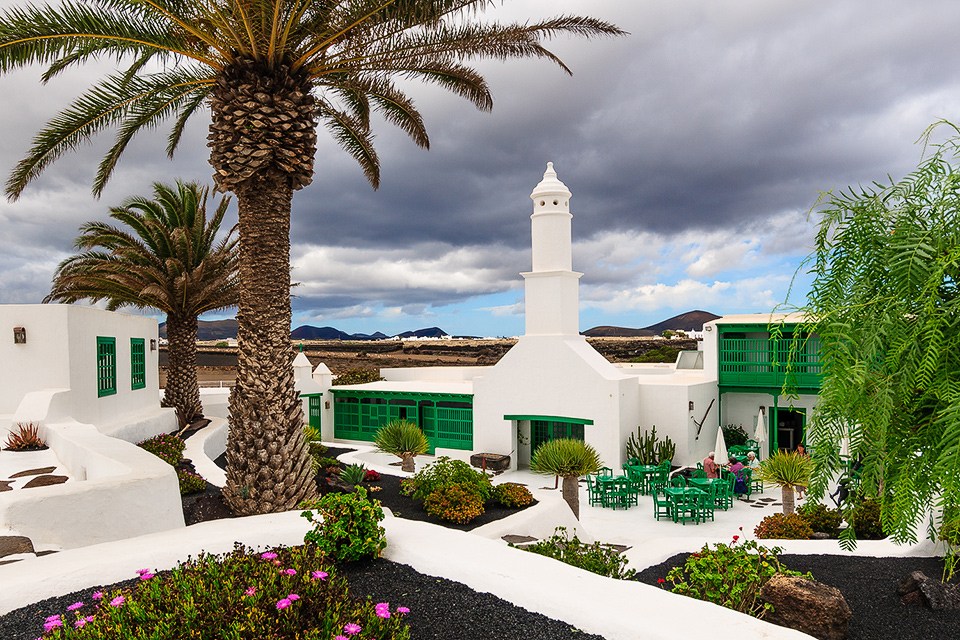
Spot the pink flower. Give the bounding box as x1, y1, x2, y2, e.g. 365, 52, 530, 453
284, 569, 297, 576
67, 602, 84, 611
261, 552, 278, 560
397, 606, 410, 614
334, 636, 349, 640
85, 616, 94, 623
312, 570, 328, 581
244, 587, 256, 596
43, 617, 62, 632
136, 568, 150, 575
375, 602, 391, 619
139, 573, 154, 581
276, 598, 291, 610
74, 618, 87, 629
91, 591, 103, 601
287, 594, 300, 601
343, 622, 362, 635
109, 596, 125, 607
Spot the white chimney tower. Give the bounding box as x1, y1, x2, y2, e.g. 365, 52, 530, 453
522, 162, 582, 336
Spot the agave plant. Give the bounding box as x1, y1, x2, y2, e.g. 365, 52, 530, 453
340, 463, 368, 487
756, 450, 813, 515
374, 419, 430, 473
530, 439, 602, 520
3, 422, 45, 451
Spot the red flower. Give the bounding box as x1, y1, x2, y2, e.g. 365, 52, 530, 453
732, 535, 740, 542
657, 578, 665, 584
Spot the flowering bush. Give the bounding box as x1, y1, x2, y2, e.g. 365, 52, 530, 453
517, 527, 635, 579
424, 483, 485, 524
364, 469, 381, 482
177, 468, 207, 495
136, 433, 185, 466
754, 513, 814, 540
301, 487, 386, 562
492, 482, 534, 508
403, 456, 492, 502
35, 544, 409, 639
662, 532, 810, 618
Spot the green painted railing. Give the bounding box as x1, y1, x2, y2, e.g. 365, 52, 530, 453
719, 337, 822, 390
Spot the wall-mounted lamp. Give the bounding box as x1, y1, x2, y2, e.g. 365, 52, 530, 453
150, 339, 157, 351
325, 401, 331, 410
688, 400, 695, 411
13, 327, 26, 344
704, 325, 713, 332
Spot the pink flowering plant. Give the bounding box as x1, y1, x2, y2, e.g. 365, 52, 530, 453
660, 530, 811, 618
35, 543, 409, 639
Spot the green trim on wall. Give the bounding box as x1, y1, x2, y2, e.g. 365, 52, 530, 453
503, 414, 594, 425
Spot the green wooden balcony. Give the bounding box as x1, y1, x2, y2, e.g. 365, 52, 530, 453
719, 337, 823, 391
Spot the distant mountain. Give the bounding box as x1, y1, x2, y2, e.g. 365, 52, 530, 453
582, 310, 720, 338
395, 327, 448, 339
160, 318, 238, 341
290, 325, 353, 340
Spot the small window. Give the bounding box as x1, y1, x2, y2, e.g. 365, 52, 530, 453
130, 338, 146, 390
97, 337, 117, 397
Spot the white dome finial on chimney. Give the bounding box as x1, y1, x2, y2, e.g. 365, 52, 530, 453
530, 162, 572, 210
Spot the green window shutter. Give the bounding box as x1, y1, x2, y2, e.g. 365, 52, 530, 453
97, 337, 117, 397
130, 338, 146, 390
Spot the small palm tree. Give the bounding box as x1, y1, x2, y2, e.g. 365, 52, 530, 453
375, 419, 430, 473
756, 450, 813, 515
530, 439, 602, 520
45, 181, 237, 420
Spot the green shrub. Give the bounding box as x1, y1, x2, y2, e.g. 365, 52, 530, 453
332, 368, 385, 386
628, 345, 681, 363
404, 456, 492, 502
214, 340, 228, 347
423, 483, 485, 524
303, 424, 323, 443
301, 487, 386, 563
340, 463, 367, 486
517, 527, 636, 580
722, 424, 749, 446
177, 468, 207, 495
754, 513, 814, 540
137, 433, 185, 467
34, 543, 410, 639
850, 498, 885, 539
493, 482, 534, 508
662, 535, 810, 618
314, 456, 341, 469
308, 441, 328, 457
798, 502, 842, 537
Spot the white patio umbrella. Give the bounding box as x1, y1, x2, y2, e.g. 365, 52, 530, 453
839, 434, 850, 458
755, 409, 768, 460
714, 426, 729, 466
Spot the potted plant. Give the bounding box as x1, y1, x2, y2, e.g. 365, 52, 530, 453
3, 422, 47, 452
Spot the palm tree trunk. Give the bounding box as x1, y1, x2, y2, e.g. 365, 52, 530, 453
401, 453, 415, 473
222, 175, 317, 515
782, 484, 796, 515
562, 475, 581, 520
162, 314, 202, 421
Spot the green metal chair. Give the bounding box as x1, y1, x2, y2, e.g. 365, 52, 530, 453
672, 493, 700, 525
605, 477, 637, 510
714, 473, 734, 510
652, 490, 672, 521
695, 486, 715, 522
599, 466, 613, 477
691, 469, 707, 479
585, 474, 604, 507
669, 475, 686, 488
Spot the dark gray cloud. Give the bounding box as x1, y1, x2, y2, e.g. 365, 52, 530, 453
2, 0, 958, 328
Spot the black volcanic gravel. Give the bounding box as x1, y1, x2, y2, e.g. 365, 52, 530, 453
637, 552, 960, 640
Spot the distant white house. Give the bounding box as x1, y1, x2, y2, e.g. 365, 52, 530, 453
300, 165, 822, 470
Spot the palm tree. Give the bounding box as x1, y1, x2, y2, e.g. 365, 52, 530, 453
44, 181, 238, 421
0, 0, 624, 516
755, 450, 813, 515
374, 418, 430, 472
530, 439, 602, 520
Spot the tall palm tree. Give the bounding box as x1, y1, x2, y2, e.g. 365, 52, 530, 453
0, 0, 624, 515
45, 180, 238, 421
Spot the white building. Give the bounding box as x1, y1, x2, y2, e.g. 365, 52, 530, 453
309, 164, 822, 470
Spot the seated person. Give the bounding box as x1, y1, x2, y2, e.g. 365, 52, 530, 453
728, 456, 747, 497
703, 452, 720, 478
745, 451, 760, 470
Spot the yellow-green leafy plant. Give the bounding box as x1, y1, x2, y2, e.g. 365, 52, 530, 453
374, 419, 430, 473
516, 527, 635, 579
755, 450, 812, 515
530, 439, 602, 520
424, 483, 485, 524
402, 457, 492, 502
301, 487, 386, 563
493, 482, 534, 508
